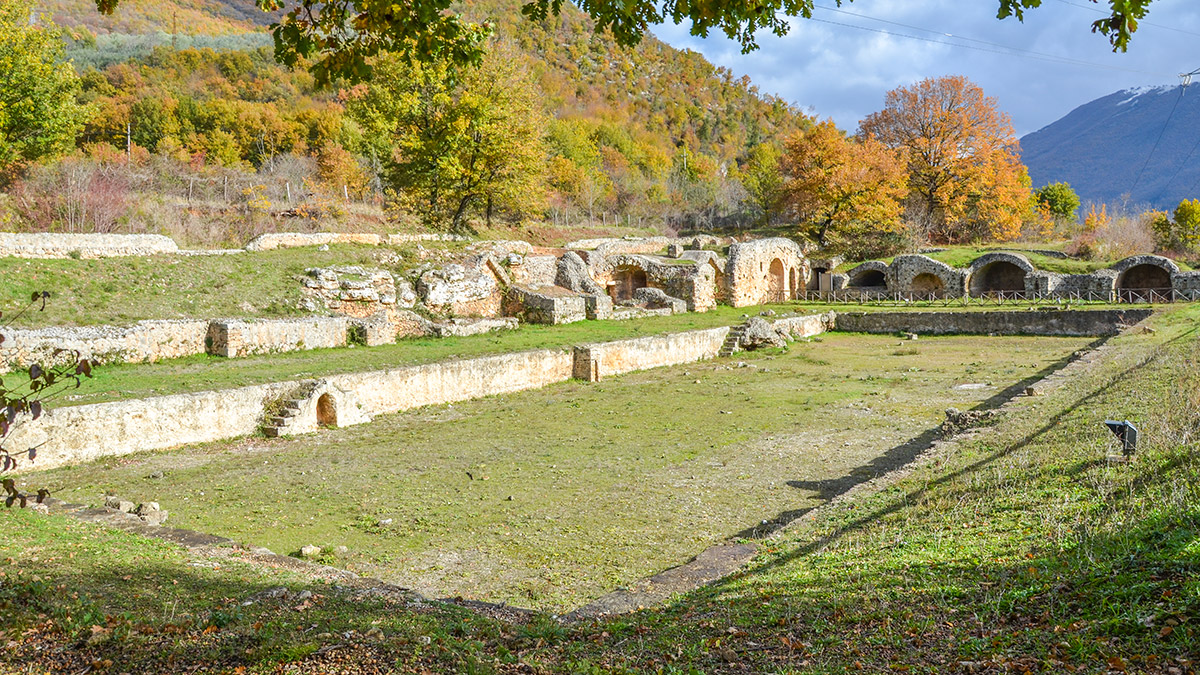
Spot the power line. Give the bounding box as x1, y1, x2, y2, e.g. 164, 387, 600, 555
814, 3, 1158, 72
805, 14, 1166, 77
1050, 0, 1200, 40
1129, 84, 1185, 197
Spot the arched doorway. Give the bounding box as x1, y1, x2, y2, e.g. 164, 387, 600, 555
969, 261, 1027, 296
316, 393, 337, 427
610, 265, 648, 302
850, 270, 887, 288
768, 258, 786, 300
911, 273, 945, 297
1117, 264, 1171, 301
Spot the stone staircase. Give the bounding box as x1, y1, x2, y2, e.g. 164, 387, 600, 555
262, 382, 317, 438
718, 323, 749, 358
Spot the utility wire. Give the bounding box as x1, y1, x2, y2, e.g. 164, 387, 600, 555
1129, 84, 1186, 197
814, 3, 1160, 73
805, 14, 1166, 77
1051, 0, 1200, 39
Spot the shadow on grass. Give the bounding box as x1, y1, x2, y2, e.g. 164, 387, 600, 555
733, 329, 1196, 577
731, 337, 1110, 540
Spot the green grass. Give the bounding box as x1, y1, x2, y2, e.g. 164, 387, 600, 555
21, 332, 1092, 612
0, 243, 468, 329
19, 300, 1142, 408
3, 307, 1198, 674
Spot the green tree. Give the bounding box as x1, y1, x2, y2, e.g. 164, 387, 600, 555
738, 142, 784, 225
0, 0, 88, 182
95, 0, 1156, 82
1034, 182, 1080, 222
1153, 199, 1200, 252
349, 44, 547, 232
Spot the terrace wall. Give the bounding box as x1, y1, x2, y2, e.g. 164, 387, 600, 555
834, 309, 1153, 337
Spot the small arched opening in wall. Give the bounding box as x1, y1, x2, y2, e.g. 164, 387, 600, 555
768, 258, 787, 300
911, 273, 945, 297
609, 265, 649, 301
1117, 264, 1172, 300
316, 393, 337, 427
969, 261, 1027, 296
850, 269, 887, 288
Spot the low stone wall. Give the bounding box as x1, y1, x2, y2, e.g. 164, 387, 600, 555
0, 233, 179, 259
0, 320, 209, 371
205, 318, 349, 357
332, 349, 575, 415
774, 313, 835, 339
572, 327, 731, 381
244, 232, 385, 251
11, 315, 832, 471
6, 382, 294, 469
834, 309, 1153, 337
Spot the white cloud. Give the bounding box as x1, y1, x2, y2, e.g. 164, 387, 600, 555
652, 0, 1200, 136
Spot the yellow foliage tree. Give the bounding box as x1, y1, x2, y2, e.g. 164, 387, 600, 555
778, 119, 908, 248
858, 75, 1032, 242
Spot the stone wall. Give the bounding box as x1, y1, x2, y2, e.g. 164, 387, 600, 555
572, 327, 731, 381
9, 315, 832, 471
0, 320, 209, 371
417, 264, 502, 317
503, 285, 587, 325
590, 254, 716, 312
244, 232, 385, 251
0, 233, 179, 258
773, 313, 836, 339
726, 238, 808, 307
205, 317, 350, 357
834, 309, 1153, 337
889, 255, 966, 297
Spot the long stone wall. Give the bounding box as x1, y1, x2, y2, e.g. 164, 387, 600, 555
0, 320, 209, 370
11, 317, 831, 471
0, 233, 180, 258
834, 309, 1153, 337
572, 327, 731, 381
206, 317, 350, 357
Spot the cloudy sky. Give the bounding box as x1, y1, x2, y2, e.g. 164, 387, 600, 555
651, 0, 1200, 136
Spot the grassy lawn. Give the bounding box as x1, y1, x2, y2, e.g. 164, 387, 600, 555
0, 242, 467, 329
1, 307, 1196, 673
21, 332, 1094, 612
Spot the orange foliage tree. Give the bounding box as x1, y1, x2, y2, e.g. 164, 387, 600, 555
858, 75, 1032, 243
778, 119, 908, 248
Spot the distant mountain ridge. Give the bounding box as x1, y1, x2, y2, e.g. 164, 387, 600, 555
1020, 84, 1200, 210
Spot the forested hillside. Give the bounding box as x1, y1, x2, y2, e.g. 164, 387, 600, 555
8, 0, 808, 244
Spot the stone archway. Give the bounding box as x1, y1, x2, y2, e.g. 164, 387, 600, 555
316, 393, 337, 427
969, 260, 1027, 296
911, 273, 945, 296
1117, 264, 1172, 301
850, 269, 887, 288
768, 258, 787, 299
610, 265, 648, 302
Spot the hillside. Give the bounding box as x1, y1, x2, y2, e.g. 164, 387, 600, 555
20, 0, 808, 240
33, 0, 274, 36
1021, 84, 1200, 210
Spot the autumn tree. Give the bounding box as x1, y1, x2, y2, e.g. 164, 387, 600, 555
1151, 199, 1200, 253
93, 0, 1155, 83
778, 119, 908, 248
0, 0, 88, 183
348, 43, 547, 232
859, 75, 1032, 243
